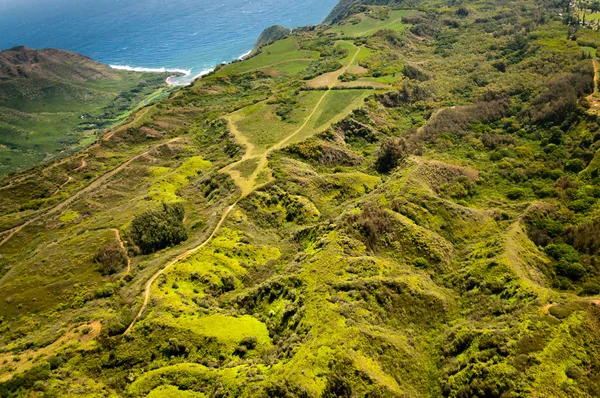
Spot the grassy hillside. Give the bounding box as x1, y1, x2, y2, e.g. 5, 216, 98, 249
2, 0, 600, 396
0, 46, 172, 175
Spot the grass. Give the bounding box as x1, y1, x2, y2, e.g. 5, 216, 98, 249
231, 158, 260, 178
148, 156, 212, 203
216, 38, 320, 76
59, 210, 79, 223
159, 314, 271, 348
230, 91, 325, 153
258, 59, 314, 76
326, 10, 420, 37
291, 89, 371, 144
3, 2, 600, 396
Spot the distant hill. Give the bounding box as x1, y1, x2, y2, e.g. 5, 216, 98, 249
0, 46, 121, 108
0, 46, 171, 174
252, 25, 292, 53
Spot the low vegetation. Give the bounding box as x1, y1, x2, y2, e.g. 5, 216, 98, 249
2, 0, 600, 396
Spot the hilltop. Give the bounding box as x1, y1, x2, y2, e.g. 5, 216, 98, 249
0, 46, 172, 175
1, 0, 600, 396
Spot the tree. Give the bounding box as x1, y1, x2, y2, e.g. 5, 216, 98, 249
375, 137, 408, 173
456, 6, 469, 17
130, 202, 188, 254
94, 242, 127, 275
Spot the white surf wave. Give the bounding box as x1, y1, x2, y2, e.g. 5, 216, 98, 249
110, 64, 216, 86
166, 68, 214, 86
238, 49, 252, 60
109, 64, 191, 75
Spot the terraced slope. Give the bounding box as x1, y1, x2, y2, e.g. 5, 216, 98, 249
2, 0, 600, 397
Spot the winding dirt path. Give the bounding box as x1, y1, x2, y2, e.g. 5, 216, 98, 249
222, 44, 362, 195
111, 228, 131, 274
51, 176, 73, 197
0, 138, 184, 248
123, 203, 236, 335
123, 45, 364, 335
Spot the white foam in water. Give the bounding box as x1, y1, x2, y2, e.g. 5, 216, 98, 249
109, 64, 192, 75
110, 64, 214, 86
238, 49, 252, 60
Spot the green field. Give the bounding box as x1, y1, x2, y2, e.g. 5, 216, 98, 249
326, 9, 420, 37
216, 38, 320, 76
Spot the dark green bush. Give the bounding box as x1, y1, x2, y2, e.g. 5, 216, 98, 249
506, 188, 525, 200
580, 282, 600, 296
565, 158, 586, 173
556, 260, 586, 280
375, 137, 408, 174
94, 242, 127, 275
130, 203, 188, 254
545, 243, 580, 263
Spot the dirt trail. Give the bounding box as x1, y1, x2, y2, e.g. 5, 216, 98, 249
51, 176, 73, 197
0, 138, 184, 248
222, 44, 362, 196
586, 59, 600, 113
111, 228, 131, 273
74, 157, 88, 171
123, 46, 363, 335
123, 203, 236, 335
0, 321, 101, 382
542, 297, 600, 314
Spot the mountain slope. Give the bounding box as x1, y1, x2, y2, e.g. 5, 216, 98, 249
0, 46, 171, 175
1, 0, 600, 396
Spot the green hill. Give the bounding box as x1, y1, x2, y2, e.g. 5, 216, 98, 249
253, 25, 293, 53
0, 46, 172, 175
2, 0, 600, 396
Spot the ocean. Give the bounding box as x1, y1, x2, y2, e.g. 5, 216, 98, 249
0, 0, 338, 84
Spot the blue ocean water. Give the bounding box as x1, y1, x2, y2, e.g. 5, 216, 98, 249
0, 0, 338, 84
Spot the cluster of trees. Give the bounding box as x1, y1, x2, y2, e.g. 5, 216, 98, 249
522, 65, 594, 126
129, 203, 188, 254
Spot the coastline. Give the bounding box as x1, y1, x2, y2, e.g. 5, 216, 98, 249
111, 47, 253, 87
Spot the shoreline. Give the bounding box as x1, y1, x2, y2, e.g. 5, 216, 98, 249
110, 48, 253, 87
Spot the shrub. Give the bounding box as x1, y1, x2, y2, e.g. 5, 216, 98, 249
94, 242, 127, 276
375, 137, 408, 174
556, 260, 586, 280
130, 203, 188, 254
506, 188, 525, 200
580, 282, 600, 296
414, 257, 429, 268
377, 82, 432, 106
456, 6, 470, 17
566, 218, 600, 255
521, 67, 594, 127
481, 134, 515, 149
403, 64, 430, 81
240, 336, 258, 349
565, 158, 586, 173
346, 205, 394, 251
545, 243, 580, 263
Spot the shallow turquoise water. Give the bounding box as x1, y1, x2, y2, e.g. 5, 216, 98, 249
0, 0, 337, 83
